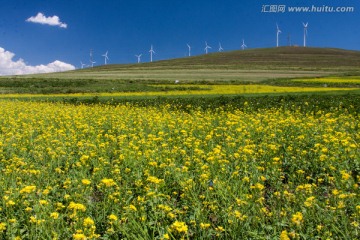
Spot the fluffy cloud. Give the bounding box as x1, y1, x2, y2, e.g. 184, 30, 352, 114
0, 47, 75, 76
26, 12, 67, 28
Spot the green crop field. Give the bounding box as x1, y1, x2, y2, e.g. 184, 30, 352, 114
0, 47, 359, 239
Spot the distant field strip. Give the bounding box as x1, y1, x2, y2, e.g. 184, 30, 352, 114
292, 77, 360, 84
0, 84, 358, 98
28, 69, 330, 82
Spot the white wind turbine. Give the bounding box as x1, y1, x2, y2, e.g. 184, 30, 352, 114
303, 22, 308, 47
149, 45, 155, 62
204, 42, 211, 54
80, 61, 86, 69
187, 44, 191, 57
90, 60, 96, 68
276, 23, 282, 47
241, 39, 247, 50
135, 54, 142, 63
102, 51, 109, 65
218, 42, 224, 52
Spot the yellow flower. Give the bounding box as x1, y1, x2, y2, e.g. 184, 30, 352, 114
356, 205, 360, 213
6, 200, 16, 206
108, 214, 118, 221
101, 178, 116, 187
279, 230, 290, 240
50, 212, 59, 219
234, 210, 247, 221
83, 217, 95, 227
81, 179, 91, 185
341, 171, 351, 180
25, 207, 32, 212
291, 212, 303, 226
73, 233, 87, 240
19, 185, 37, 194
200, 223, 211, 229
147, 176, 163, 184
39, 200, 48, 205
162, 233, 170, 240
170, 221, 188, 234
68, 202, 86, 212
304, 196, 316, 207
215, 226, 225, 232
0, 222, 6, 232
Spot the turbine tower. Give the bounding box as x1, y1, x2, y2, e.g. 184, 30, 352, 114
303, 22, 308, 47
241, 39, 247, 50
135, 54, 142, 64
149, 45, 155, 62
89, 49, 94, 66
187, 44, 191, 57
276, 23, 281, 47
102, 51, 109, 65
218, 42, 224, 52
204, 42, 211, 54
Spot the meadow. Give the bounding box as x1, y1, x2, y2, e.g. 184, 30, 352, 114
0, 47, 359, 239
0, 95, 359, 239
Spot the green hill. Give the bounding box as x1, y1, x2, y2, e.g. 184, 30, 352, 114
82, 47, 360, 71
1, 47, 360, 94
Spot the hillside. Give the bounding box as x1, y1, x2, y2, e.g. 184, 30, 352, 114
83, 47, 360, 71
1, 47, 360, 94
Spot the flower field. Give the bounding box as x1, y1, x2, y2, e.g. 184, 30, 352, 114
0, 84, 358, 99
292, 77, 360, 84
0, 99, 359, 239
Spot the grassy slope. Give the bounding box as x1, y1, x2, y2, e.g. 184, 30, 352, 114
0, 47, 360, 94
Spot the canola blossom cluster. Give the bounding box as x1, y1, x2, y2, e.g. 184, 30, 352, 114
0, 100, 359, 239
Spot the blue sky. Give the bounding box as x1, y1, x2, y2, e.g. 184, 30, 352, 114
0, 0, 359, 74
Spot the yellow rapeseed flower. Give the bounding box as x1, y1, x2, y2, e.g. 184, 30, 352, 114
68, 202, 86, 212
291, 212, 303, 226
147, 176, 163, 184
108, 214, 118, 221
81, 179, 91, 185
50, 212, 59, 220
101, 178, 116, 187
73, 233, 87, 240
0, 222, 6, 232
170, 221, 188, 234
200, 223, 211, 229
83, 217, 95, 227
19, 185, 37, 194
279, 230, 290, 240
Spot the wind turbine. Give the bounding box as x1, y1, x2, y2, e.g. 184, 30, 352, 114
187, 44, 191, 57
149, 45, 155, 62
135, 54, 142, 63
204, 42, 211, 54
89, 49, 95, 67
80, 61, 86, 69
241, 39, 247, 50
303, 22, 308, 47
218, 42, 224, 52
276, 23, 281, 47
102, 51, 109, 65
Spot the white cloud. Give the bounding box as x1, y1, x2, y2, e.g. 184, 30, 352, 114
0, 47, 75, 76
26, 12, 67, 28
